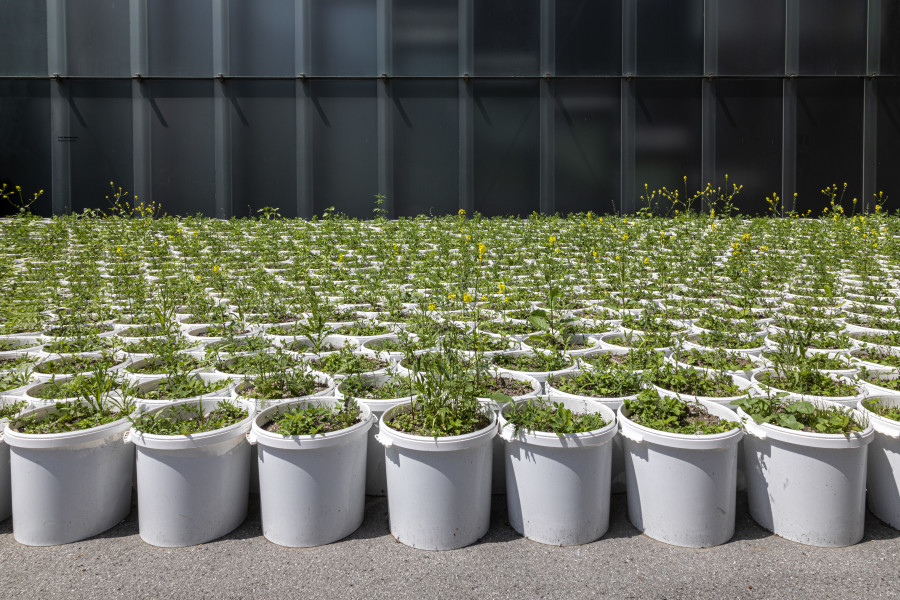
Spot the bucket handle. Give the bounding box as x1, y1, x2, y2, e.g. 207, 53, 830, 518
740, 416, 767, 439
499, 426, 516, 442
618, 426, 643, 444
374, 433, 392, 448
123, 430, 131, 444
246, 431, 258, 445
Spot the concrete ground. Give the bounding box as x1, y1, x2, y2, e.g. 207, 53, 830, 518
0, 494, 897, 600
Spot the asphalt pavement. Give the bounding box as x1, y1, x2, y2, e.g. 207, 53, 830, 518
0, 493, 897, 600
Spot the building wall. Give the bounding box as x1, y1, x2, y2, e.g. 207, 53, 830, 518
1, 0, 899, 217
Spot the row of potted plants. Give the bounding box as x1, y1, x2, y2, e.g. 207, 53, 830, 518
0, 201, 898, 551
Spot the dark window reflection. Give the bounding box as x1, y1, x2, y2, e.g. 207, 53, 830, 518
473, 81, 540, 216
310, 81, 378, 218
474, 0, 540, 76
392, 81, 459, 216
230, 81, 296, 218
636, 0, 703, 75
0, 81, 51, 216
555, 0, 621, 76
393, 0, 458, 76
635, 80, 702, 212
715, 80, 782, 215
68, 81, 134, 214
796, 79, 863, 213
718, 0, 785, 76
149, 81, 215, 216
799, 0, 866, 75
554, 81, 620, 214
876, 79, 900, 211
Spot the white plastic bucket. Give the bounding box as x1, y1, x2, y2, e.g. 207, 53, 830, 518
545, 374, 641, 494
335, 373, 414, 496
618, 399, 743, 548
499, 398, 617, 545
738, 399, 874, 546
249, 399, 373, 547
480, 371, 541, 495
857, 396, 900, 530
377, 402, 496, 550
126, 398, 255, 547
3, 403, 134, 546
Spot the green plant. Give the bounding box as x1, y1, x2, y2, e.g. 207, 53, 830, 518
862, 398, 900, 422
623, 389, 734, 435
732, 393, 865, 434
263, 398, 361, 436
504, 398, 609, 435
129, 400, 248, 435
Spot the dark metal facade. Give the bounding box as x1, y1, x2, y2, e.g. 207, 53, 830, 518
1, 0, 899, 217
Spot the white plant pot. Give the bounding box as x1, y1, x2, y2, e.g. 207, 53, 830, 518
499, 398, 617, 545
248, 399, 374, 547
737, 400, 874, 546
126, 398, 255, 547
376, 402, 496, 550
857, 396, 900, 530
335, 373, 415, 496
545, 372, 642, 494
3, 403, 134, 546
477, 371, 542, 495
618, 399, 743, 547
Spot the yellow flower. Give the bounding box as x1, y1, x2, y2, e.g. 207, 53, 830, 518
462, 292, 473, 303
502, 296, 508, 303
448, 292, 456, 301
548, 235, 557, 246
427, 302, 436, 311
213, 265, 219, 273
497, 282, 506, 293
621, 233, 628, 241
643, 258, 649, 265
592, 251, 597, 257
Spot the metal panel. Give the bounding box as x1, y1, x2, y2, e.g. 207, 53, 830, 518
392, 0, 458, 76
309, 0, 377, 76
67, 80, 134, 214
799, 0, 867, 75
0, 1, 48, 76
65, 0, 131, 77
147, 0, 213, 76
392, 80, 459, 217
554, 80, 620, 215
309, 81, 378, 218
148, 81, 216, 216
229, 81, 297, 218
715, 79, 783, 215
796, 79, 864, 214
881, 0, 900, 75
718, 0, 786, 76
634, 79, 702, 213
228, 0, 295, 77
555, 0, 621, 76
0, 81, 52, 216
876, 78, 900, 208
473, 0, 540, 76
636, 0, 703, 76
472, 80, 540, 217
